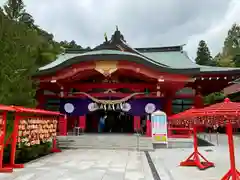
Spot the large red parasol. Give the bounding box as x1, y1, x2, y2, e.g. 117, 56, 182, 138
170, 98, 240, 180
170, 98, 240, 128
169, 107, 201, 127
169, 107, 214, 170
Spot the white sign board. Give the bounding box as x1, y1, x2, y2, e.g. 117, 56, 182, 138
151, 110, 168, 144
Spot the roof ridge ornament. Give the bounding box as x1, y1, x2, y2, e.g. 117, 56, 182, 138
224, 98, 231, 103
104, 32, 108, 42
111, 26, 126, 43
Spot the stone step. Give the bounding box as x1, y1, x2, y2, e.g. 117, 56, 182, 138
59, 145, 154, 151
58, 142, 152, 145
57, 135, 154, 151
59, 145, 153, 149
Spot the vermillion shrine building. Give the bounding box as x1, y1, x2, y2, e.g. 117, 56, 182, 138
33, 28, 240, 135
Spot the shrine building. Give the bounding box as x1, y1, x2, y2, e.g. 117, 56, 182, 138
33, 28, 240, 135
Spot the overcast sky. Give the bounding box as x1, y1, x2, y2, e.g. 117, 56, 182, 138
1, 0, 240, 59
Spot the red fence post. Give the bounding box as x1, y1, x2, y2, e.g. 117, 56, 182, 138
51, 137, 61, 153
58, 115, 67, 136
146, 119, 151, 137
8, 113, 24, 169
79, 115, 86, 133
221, 122, 240, 180
179, 126, 214, 170
134, 116, 141, 132
0, 111, 13, 172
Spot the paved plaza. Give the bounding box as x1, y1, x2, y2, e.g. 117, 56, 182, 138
150, 146, 240, 180
1, 134, 240, 180
0, 150, 153, 180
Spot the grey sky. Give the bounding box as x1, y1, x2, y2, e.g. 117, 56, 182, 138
1, 0, 240, 59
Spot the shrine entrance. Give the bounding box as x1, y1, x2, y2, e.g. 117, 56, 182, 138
86, 109, 134, 133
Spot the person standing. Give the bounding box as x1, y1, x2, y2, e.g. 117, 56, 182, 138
98, 115, 106, 133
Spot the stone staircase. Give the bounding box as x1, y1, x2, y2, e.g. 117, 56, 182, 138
153, 138, 193, 149
57, 134, 154, 151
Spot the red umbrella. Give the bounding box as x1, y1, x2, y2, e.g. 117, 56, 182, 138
168, 107, 200, 127
197, 98, 240, 180
169, 107, 214, 170
170, 98, 240, 128
171, 98, 240, 180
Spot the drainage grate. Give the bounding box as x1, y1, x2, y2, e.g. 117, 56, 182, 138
144, 151, 161, 180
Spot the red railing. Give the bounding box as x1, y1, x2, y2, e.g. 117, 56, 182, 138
168, 127, 192, 138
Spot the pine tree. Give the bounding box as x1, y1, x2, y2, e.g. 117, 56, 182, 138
3, 0, 25, 20
223, 23, 240, 67
195, 40, 213, 66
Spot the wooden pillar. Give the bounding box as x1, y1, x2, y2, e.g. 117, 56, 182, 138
36, 90, 45, 109
133, 116, 140, 132
79, 115, 86, 132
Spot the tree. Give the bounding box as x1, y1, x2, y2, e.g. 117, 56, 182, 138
223, 23, 240, 67
59, 40, 83, 49
223, 23, 240, 56
204, 92, 225, 105
0, 1, 87, 107
0, 4, 61, 106
0, 10, 39, 106
19, 12, 34, 27
3, 0, 25, 20
214, 23, 240, 67
195, 40, 213, 66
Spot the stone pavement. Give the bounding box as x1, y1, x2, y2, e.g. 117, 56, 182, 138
1, 134, 240, 180
198, 133, 240, 147
0, 149, 154, 180
150, 145, 240, 180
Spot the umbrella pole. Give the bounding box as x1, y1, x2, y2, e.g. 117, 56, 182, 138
221, 122, 240, 180
180, 126, 214, 170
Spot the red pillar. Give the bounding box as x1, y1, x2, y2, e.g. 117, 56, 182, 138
165, 96, 173, 116
58, 115, 67, 136
134, 116, 140, 132
0, 111, 13, 172
79, 115, 86, 132
36, 90, 45, 109
165, 96, 173, 137
8, 113, 24, 169
194, 94, 204, 108
194, 93, 204, 131
146, 119, 152, 137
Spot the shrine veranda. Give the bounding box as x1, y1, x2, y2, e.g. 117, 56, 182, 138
33, 28, 240, 135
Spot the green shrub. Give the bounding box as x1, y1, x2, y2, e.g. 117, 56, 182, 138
3, 142, 52, 164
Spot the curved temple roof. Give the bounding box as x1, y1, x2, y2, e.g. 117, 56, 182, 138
36, 28, 240, 76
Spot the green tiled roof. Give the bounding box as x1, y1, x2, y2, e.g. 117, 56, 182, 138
231, 78, 240, 84
142, 51, 240, 74
37, 48, 240, 76
198, 65, 240, 73
39, 50, 168, 71
142, 51, 197, 69
36, 28, 240, 76
36, 49, 201, 76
